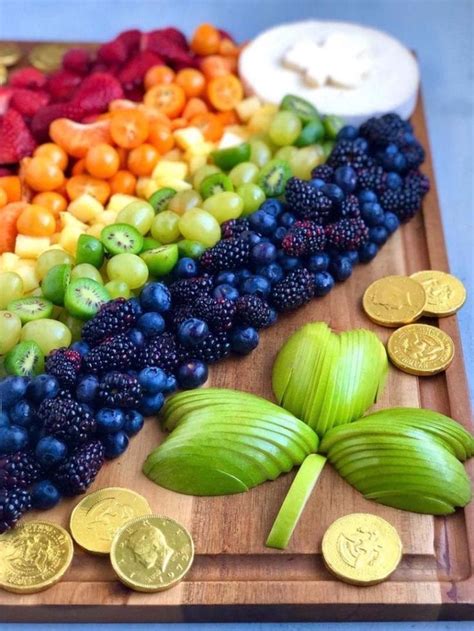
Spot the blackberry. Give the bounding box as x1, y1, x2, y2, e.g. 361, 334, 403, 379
200, 237, 250, 272
325, 217, 370, 251
82, 298, 138, 346
0, 451, 42, 490
357, 166, 386, 193
45, 348, 81, 387
339, 194, 361, 218
83, 333, 137, 373
139, 332, 180, 371
327, 139, 374, 171
270, 268, 315, 312
221, 218, 250, 239
167, 304, 197, 330
282, 220, 326, 257
39, 397, 96, 445
360, 113, 411, 146
53, 439, 104, 496
235, 295, 273, 329
285, 177, 333, 222
380, 187, 422, 222
0, 489, 31, 533
98, 372, 142, 409
169, 276, 213, 306
404, 170, 430, 196
400, 142, 425, 169
194, 295, 236, 332
310, 164, 334, 181
191, 331, 231, 363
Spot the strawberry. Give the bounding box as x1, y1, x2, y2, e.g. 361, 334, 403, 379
72, 72, 123, 113
97, 38, 128, 66
0, 109, 36, 165
142, 28, 187, 52
0, 88, 14, 115
0, 202, 27, 253
142, 33, 196, 69
117, 29, 142, 54
47, 70, 82, 101
117, 51, 163, 90
9, 67, 47, 90
10, 89, 50, 118
0, 168, 13, 177
31, 102, 85, 142
62, 48, 91, 76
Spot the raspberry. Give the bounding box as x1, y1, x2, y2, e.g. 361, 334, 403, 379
194, 295, 236, 332
47, 70, 82, 101
285, 177, 333, 222
200, 237, 250, 272
83, 333, 138, 373
0, 489, 31, 533
270, 269, 315, 312
169, 276, 213, 306
45, 348, 82, 387
139, 332, 180, 371
0, 109, 36, 165
9, 67, 47, 90
117, 29, 142, 54
325, 217, 370, 251
117, 51, 164, 90
72, 72, 123, 113
0, 451, 42, 491
142, 28, 188, 53
98, 372, 142, 409
191, 331, 231, 363
97, 38, 128, 66
10, 88, 50, 117
82, 298, 139, 346
53, 440, 104, 496
221, 218, 250, 239
142, 31, 196, 69
0, 87, 13, 115
62, 48, 91, 75
31, 102, 85, 141
235, 295, 273, 329
282, 220, 326, 256
39, 396, 96, 445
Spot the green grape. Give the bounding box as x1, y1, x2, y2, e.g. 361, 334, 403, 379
0, 272, 24, 309
21, 318, 72, 355
168, 189, 202, 215
274, 146, 298, 163
58, 311, 84, 343
105, 280, 131, 299
150, 211, 181, 244
269, 111, 302, 146
178, 209, 221, 247
107, 253, 149, 289
289, 146, 325, 179
117, 201, 155, 235
36, 249, 75, 280
202, 192, 244, 224
0, 310, 22, 354
229, 161, 259, 187
71, 263, 104, 284
249, 139, 272, 168
237, 183, 266, 216
192, 164, 221, 190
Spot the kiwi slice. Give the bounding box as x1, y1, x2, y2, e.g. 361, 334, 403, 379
148, 187, 177, 213
5, 340, 44, 377
280, 95, 319, 124
141, 244, 179, 277
257, 159, 292, 197
76, 234, 105, 268
101, 223, 144, 255
64, 278, 111, 320
41, 264, 72, 306
8, 297, 54, 323
200, 173, 234, 199
211, 143, 251, 170
141, 237, 162, 252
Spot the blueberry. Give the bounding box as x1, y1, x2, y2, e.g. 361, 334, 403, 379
248, 210, 277, 235
240, 230, 263, 246
251, 242, 277, 265
334, 166, 357, 193
0, 425, 28, 454
31, 480, 61, 510
358, 241, 379, 262
212, 284, 239, 301
215, 271, 237, 286
140, 282, 171, 313
278, 253, 301, 272
267, 308, 278, 326
123, 410, 144, 437
26, 374, 59, 403
0, 376, 28, 408
257, 262, 284, 284
386, 172, 403, 190
138, 367, 167, 394
241, 275, 271, 298
313, 271, 335, 296
0, 411, 9, 427
279, 211, 296, 228
76, 375, 100, 404
70, 340, 90, 357
260, 199, 283, 217
330, 255, 353, 281
35, 436, 68, 468
402, 131, 416, 144
307, 252, 329, 272
128, 297, 143, 317
383, 212, 400, 234
322, 183, 344, 204
9, 400, 34, 429
337, 125, 358, 140
309, 178, 325, 190
178, 318, 209, 347
139, 392, 165, 415
353, 138, 368, 153
385, 143, 399, 156
369, 226, 389, 245
96, 408, 125, 434
358, 189, 378, 204
102, 431, 129, 460
137, 312, 165, 338
361, 202, 384, 226
176, 361, 208, 389
346, 250, 359, 265
175, 257, 198, 279
230, 326, 259, 355
163, 374, 177, 394
235, 268, 252, 284
272, 226, 287, 244
128, 328, 145, 347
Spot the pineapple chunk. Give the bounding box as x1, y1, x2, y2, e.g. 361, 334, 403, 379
161, 148, 184, 162
60, 212, 88, 231
100, 210, 118, 226
15, 260, 40, 292
87, 223, 106, 239
0, 252, 20, 272
15, 235, 51, 259
186, 141, 214, 157
59, 226, 83, 255
68, 194, 104, 223
107, 194, 139, 212
154, 177, 191, 192
136, 177, 160, 199
152, 160, 188, 182
218, 131, 246, 150
187, 154, 208, 174
173, 127, 205, 151
248, 103, 279, 133
235, 96, 262, 122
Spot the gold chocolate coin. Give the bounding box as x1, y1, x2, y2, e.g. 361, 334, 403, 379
110, 515, 194, 592
70, 487, 152, 555
29, 44, 69, 72
362, 275, 426, 327
410, 270, 467, 317
0, 65, 7, 86
387, 323, 455, 376
0, 520, 74, 593
322, 513, 402, 586
0, 42, 22, 66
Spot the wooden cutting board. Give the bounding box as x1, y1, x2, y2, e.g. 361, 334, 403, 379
1, 43, 473, 622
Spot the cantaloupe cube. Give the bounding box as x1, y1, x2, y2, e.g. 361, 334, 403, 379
68, 194, 104, 223
136, 178, 159, 199
173, 127, 205, 151
152, 160, 188, 182
15, 235, 51, 259
235, 96, 262, 122
107, 194, 139, 213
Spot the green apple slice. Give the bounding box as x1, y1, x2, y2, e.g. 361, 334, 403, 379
364, 490, 456, 515
266, 455, 327, 550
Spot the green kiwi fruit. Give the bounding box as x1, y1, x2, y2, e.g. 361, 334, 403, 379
257, 159, 292, 197
199, 173, 234, 199
101, 223, 144, 255
280, 94, 319, 124
64, 278, 111, 320
148, 187, 177, 213
7, 297, 54, 323
4, 340, 44, 377
41, 264, 72, 306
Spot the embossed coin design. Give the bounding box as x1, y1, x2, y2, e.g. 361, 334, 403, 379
110, 515, 194, 592
0, 42, 22, 66
0, 521, 74, 593
322, 513, 402, 586
70, 487, 152, 555
410, 270, 467, 317
387, 323, 455, 376
29, 44, 69, 72
362, 275, 426, 327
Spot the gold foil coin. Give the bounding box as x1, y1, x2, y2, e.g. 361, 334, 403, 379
70, 487, 152, 555
29, 44, 69, 72
110, 515, 194, 592
410, 270, 467, 317
0, 42, 22, 66
362, 275, 426, 327
0, 65, 7, 86
322, 513, 402, 586
0, 520, 74, 593
387, 323, 455, 376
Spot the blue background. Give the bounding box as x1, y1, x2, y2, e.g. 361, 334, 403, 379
0, 0, 473, 629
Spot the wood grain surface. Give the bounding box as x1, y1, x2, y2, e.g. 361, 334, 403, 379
0, 44, 472, 621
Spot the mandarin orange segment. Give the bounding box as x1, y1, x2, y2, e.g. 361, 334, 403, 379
110, 110, 150, 149
143, 84, 186, 119
0, 176, 22, 202
207, 74, 243, 111
0, 202, 28, 253
109, 170, 137, 195
34, 143, 68, 170
66, 175, 111, 205
191, 23, 221, 55
189, 112, 224, 141
216, 109, 238, 126
32, 191, 67, 216
170, 117, 188, 131
50, 118, 112, 159
16, 204, 56, 237
182, 97, 208, 120
144, 65, 175, 89
71, 158, 86, 176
